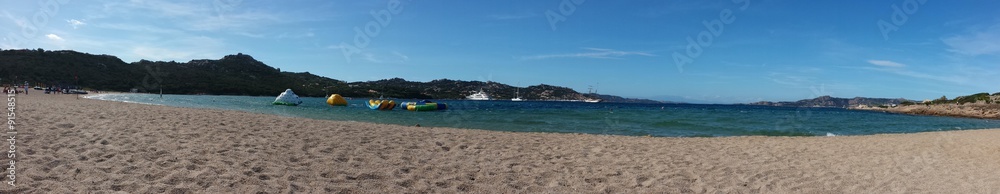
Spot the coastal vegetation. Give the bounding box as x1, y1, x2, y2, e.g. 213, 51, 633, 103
0, 49, 657, 102
894, 93, 998, 106
752, 92, 1000, 120
858, 92, 1000, 119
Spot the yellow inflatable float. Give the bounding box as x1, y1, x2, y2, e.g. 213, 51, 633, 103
367, 99, 397, 110
326, 94, 347, 106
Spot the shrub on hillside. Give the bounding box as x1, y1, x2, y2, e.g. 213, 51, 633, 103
955, 93, 990, 105
931, 95, 949, 105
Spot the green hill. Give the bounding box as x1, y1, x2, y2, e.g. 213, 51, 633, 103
0, 49, 658, 102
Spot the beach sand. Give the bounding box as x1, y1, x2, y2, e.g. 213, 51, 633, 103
4, 94, 1000, 193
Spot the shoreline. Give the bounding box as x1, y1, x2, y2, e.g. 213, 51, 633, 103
75, 94, 997, 137
84, 93, 1000, 138
89, 92, 1000, 123
6, 94, 1000, 192
852, 103, 1000, 120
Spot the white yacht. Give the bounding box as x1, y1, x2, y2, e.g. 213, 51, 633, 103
511, 88, 524, 101
466, 89, 491, 100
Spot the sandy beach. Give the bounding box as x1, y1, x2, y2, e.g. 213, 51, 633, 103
3, 94, 1000, 193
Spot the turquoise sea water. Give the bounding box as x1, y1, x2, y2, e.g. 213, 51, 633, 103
88, 93, 1000, 137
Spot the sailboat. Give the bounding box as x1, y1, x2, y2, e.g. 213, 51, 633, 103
584, 85, 602, 103
511, 87, 524, 101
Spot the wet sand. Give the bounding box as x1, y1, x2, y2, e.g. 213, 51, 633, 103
4, 94, 1000, 193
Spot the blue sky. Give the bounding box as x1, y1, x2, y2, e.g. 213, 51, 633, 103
2, 0, 998, 103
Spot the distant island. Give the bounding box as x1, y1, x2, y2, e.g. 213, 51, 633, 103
747, 95, 909, 108
748, 93, 1000, 120
0, 49, 660, 103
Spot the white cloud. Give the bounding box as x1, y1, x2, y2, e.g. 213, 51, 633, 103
767, 72, 815, 88
95, 23, 185, 35
861, 60, 970, 85
357, 51, 410, 63
132, 46, 197, 61
2, 10, 26, 29
326, 45, 347, 50
94, 0, 281, 32
67, 19, 86, 29
362, 52, 380, 63
122, 36, 224, 62
190, 10, 281, 31
392, 51, 409, 62
943, 24, 1000, 56
277, 32, 315, 39
867, 60, 906, 68
866, 67, 970, 85
46, 34, 65, 41
235, 32, 265, 38
521, 48, 655, 60
853, 58, 973, 86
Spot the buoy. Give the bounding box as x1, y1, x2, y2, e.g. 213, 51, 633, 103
327, 94, 348, 106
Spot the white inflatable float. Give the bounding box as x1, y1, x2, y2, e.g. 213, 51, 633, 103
273, 89, 303, 106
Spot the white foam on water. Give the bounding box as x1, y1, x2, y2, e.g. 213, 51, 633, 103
826, 132, 837, 137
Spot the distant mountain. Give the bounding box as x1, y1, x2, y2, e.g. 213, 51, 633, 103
0, 49, 659, 102
343, 78, 590, 100
650, 95, 730, 104
747, 95, 909, 108
585, 93, 664, 104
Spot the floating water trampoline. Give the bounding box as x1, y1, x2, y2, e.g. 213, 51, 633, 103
400, 100, 447, 111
